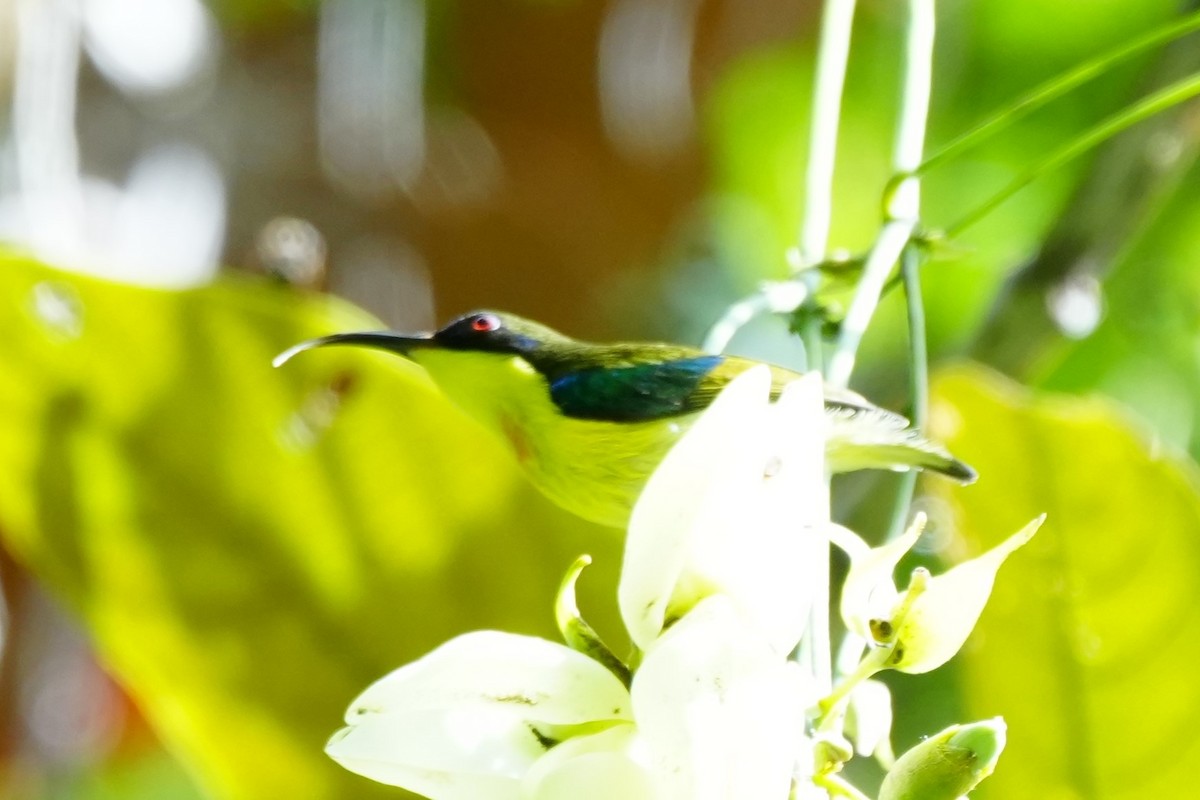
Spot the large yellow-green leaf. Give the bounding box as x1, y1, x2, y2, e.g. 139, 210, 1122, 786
0, 252, 621, 799
930, 364, 1200, 799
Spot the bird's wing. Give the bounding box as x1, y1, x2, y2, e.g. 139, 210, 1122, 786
546, 353, 726, 422
677, 355, 906, 421
701, 358, 975, 482
539, 344, 906, 424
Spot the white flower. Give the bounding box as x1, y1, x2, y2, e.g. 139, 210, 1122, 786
520, 724, 656, 800
836, 516, 925, 645
838, 515, 1044, 674
630, 595, 810, 800
619, 367, 829, 656
325, 631, 632, 800
844, 679, 895, 765
327, 368, 829, 799
327, 599, 814, 800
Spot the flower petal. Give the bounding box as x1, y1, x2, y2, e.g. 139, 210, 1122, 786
839, 515, 924, 641
702, 373, 828, 655
620, 369, 829, 655
327, 631, 633, 795
326, 707, 530, 797
668, 375, 827, 655
890, 516, 1043, 673
620, 367, 773, 649
844, 679, 895, 765
346, 630, 632, 726
765, 375, 829, 525
630, 595, 806, 800
522, 724, 661, 800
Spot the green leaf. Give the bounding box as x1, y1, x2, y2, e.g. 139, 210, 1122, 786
0, 251, 621, 799
929, 364, 1200, 799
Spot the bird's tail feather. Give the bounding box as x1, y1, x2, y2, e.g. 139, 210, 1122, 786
825, 407, 976, 483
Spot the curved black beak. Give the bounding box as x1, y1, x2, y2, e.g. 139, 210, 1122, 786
273, 331, 435, 368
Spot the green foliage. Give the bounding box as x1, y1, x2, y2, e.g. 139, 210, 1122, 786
701, 0, 1186, 370
1039, 154, 1200, 455
931, 364, 1200, 799
0, 251, 620, 798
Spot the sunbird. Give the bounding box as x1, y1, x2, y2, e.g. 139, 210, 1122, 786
276, 311, 974, 528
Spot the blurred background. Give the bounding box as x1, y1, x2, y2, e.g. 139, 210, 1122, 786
2, 0, 1200, 797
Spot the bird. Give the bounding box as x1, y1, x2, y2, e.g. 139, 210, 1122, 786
275, 310, 975, 528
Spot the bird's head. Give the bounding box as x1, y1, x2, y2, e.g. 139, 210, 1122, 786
275, 310, 574, 424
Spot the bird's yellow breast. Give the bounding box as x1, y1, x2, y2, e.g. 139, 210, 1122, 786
411, 349, 686, 528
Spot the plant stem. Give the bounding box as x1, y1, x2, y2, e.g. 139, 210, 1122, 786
700, 292, 773, 354
793, 0, 859, 700
802, 311, 824, 375
701, 280, 810, 355
828, 0, 934, 388
797, 0, 858, 269
815, 772, 875, 800
703, 0, 858, 357
828, 220, 913, 387
886, 245, 927, 541
823, 4, 935, 752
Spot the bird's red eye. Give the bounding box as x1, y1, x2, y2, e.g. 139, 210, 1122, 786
471, 314, 499, 332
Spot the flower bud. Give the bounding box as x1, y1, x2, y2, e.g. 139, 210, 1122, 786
879, 718, 1007, 800
844, 679, 895, 766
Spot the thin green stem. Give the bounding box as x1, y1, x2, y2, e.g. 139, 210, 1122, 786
798, 544, 833, 695
814, 773, 875, 800
802, 312, 824, 375
828, 221, 915, 387
828, 0, 934, 388
818, 645, 890, 720
798, 0, 858, 268
702, 1, 857, 356
892, 0, 935, 176
700, 292, 772, 354
701, 281, 811, 354
886, 245, 927, 541
824, 3, 934, 744
943, 69, 1200, 237
900, 248, 929, 429
918, 9, 1200, 175
793, 0, 859, 701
